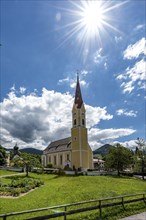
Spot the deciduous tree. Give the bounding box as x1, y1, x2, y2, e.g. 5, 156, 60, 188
105, 143, 133, 176
0, 145, 6, 166
135, 138, 146, 180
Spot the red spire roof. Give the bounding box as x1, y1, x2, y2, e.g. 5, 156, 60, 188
74, 73, 83, 108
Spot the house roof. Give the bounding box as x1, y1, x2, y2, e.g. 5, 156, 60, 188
44, 137, 71, 154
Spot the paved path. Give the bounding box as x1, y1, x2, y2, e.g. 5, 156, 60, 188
0, 173, 25, 178
120, 212, 146, 220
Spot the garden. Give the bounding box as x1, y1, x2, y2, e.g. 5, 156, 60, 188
0, 170, 146, 219
0, 174, 44, 197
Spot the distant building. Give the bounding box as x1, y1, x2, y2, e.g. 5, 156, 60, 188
5, 151, 10, 167
93, 158, 105, 170
42, 75, 93, 170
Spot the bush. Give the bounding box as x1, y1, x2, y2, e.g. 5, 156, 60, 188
11, 188, 21, 197
58, 169, 65, 175
46, 163, 53, 168
0, 177, 44, 197
64, 165, 72, 171
120, 172, 134, 177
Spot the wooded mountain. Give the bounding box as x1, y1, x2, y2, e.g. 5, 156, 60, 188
4, 147, 43, 155
93, 144, 113, 156
20, 148, 43, 155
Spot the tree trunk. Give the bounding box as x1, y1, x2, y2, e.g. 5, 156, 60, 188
117, 162, 120, 176
142, 158, 144, 180
26, 164, 29, 177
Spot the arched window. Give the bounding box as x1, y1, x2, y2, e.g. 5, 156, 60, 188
82, 119, 85, 126
74, 119, 76, 126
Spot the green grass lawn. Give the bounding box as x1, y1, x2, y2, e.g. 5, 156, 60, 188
0, 170, 20, 176
0, 173, 146, 219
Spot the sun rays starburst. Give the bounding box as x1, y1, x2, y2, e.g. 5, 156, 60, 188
55, 0, 128, 51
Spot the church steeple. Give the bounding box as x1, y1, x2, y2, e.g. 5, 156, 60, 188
74, 73, 83, 109
71, 72, 93, 170
72, 72, 86, 128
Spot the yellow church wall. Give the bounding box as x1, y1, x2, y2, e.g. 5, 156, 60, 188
71, 128, 80, 151
80, 129, 88, 150
71, 151, 81, 169
72, 149, 93, 170
45, 151, 72, 168
71, 128, 88, 149
81, 151, 89, 169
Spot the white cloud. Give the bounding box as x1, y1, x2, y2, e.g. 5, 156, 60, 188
134, 24, 145, 31
104, 62, 108, 70
116, 59, 146, 93
58, 77, 69, 85
58, 75, 89, 89
81, 69, 89, 76
114, 140, 138, 151
70, 79, 88, 88
19, 87, 26, 94
116, 109, 137, 117
114, 36, 122, 43
88, 128, 136, 150
117, 38, 146, 93
93, 48, 103, 64
121, 81, 134, 94
123, 38, 146, 59
10, 84, 16, 92
86, 106, 113, 128
0, 88, 113, 150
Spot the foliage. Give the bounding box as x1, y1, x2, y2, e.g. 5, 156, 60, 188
134, 138, 146, 180
105, 144, 134, 176
0, 176, 44, 197
94, 154, 103, 159
13, 143, 21, 157
11, 145, 42, 176
64, 165, 72, 171
0, 145, 6, 166
46, 163, 53, 168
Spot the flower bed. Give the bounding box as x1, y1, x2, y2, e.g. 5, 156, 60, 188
0, 177, 44, 197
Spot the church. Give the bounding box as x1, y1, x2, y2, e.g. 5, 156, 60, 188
42, 75, 93, 170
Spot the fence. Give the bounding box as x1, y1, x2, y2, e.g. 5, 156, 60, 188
0, 193, 145, 220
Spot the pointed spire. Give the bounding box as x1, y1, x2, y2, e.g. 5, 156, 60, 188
74, 71, 83, 108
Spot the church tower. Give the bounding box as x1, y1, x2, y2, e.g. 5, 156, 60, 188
71, 74, 93, 170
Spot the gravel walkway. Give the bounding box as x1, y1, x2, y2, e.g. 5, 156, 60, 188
120, 212, 146, 220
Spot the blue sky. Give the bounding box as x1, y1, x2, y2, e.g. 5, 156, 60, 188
1, 0, 146, 150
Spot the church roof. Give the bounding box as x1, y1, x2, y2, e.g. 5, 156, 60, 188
74, 74, 83, 108
44, 137, 71, 154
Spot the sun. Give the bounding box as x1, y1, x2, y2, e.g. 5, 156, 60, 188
80, 1, 105, 37
55, 0, 128, 50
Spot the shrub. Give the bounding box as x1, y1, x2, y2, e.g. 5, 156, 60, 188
58, 169, 65, 175
10, 180, 18, 187
11, 188, 21, 197
64, 165, 72, 171
46, 163, 53, 168
0, 177, 44, 197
